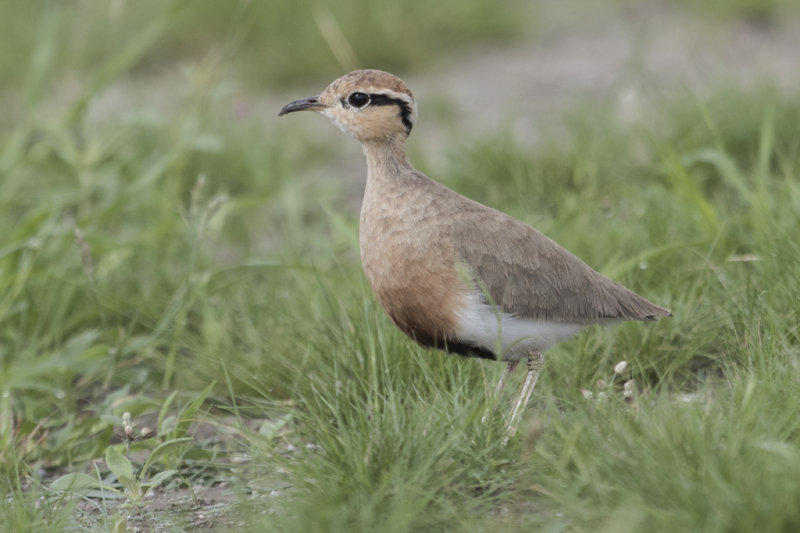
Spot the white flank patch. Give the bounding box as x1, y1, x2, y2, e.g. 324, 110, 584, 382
454, 291, 585, 360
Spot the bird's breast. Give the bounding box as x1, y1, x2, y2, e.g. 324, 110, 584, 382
359, 189, 468, 348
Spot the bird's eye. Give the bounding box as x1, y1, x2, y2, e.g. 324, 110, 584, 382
348, 92, 370, 108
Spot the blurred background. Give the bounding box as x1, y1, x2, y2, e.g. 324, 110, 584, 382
2, 0, 800, 531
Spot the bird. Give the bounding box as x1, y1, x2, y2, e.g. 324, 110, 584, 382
279, 69, 671, 435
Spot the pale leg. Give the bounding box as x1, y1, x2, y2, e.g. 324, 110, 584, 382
481, 359, 520, 424
494, 359, 519, 395
505, 351, 544, 438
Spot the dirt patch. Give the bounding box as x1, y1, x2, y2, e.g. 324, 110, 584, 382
68, 485, 247, 532
410, 1, 800, 156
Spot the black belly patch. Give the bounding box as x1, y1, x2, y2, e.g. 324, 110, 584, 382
438, 339, 497, 360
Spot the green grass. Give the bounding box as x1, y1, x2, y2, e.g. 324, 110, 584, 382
3, 1, 800, 531
0, 0, 527, 95
674, 0, 800, 22
257, 88, 800, 532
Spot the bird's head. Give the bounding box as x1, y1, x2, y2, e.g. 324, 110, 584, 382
279, 69, 417, 145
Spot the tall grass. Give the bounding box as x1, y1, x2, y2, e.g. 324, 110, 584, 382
0, 0, 527, 95
256, 86, 800, 531
2, 1, 800, 531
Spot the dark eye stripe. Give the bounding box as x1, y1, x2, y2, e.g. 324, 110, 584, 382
369, 94, 414, 133
339, 92, 414, 134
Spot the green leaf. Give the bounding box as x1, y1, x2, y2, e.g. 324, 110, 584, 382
141, 437, 193, 476
157, 390, 180, 435
140, 469, 178, 490
117, 475, 137, 495
50, 472, 104, 492
84, 489, 127, 500
173, 382, 214, 438
259, 413, 293, 439
105, 445, 134, 481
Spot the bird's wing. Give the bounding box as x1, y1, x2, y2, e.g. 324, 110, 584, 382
450, 200, 669, 323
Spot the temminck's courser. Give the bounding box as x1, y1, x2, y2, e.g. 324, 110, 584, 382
279, 69, 671, 434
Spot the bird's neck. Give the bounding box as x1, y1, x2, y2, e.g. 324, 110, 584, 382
361, 138, 413, 187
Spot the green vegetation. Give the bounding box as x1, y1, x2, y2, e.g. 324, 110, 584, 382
675, 0, 800, 22
2, 1, 800, 531
0, 0, 526, 93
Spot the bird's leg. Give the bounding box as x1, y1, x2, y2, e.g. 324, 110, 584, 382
494, 359, 520, 395
481, 359, 520, 424
505, 351, 544, 438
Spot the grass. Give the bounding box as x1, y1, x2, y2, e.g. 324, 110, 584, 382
2, 1, 800, 531
0, 0, 527, 94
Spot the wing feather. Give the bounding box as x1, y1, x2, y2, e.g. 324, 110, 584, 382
449, 199, 670, 322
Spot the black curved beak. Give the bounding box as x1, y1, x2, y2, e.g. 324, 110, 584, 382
278, 96, 325, 116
